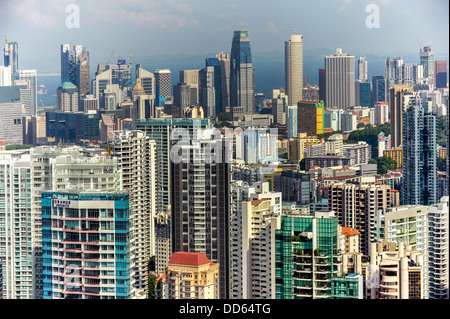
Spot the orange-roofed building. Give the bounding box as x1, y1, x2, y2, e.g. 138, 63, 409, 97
158, 252, 219, 299
0, 141, 5, 151
340, 226, 360, 254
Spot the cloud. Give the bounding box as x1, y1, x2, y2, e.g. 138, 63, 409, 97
337, 0, 351, 13
5, 0, 61, 28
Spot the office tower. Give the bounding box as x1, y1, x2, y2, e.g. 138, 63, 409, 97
29, 145, 83, 299
389, 84, 412, 148
61, 44, 76, 84
0, 152, 32, 299
154, 69, 172, 106
324, 48, 355, 109
179, 70, 199, 105
135, 64, 155, 98
357, 56, 368, 82
109, 130, 157, 298
327, 182, 394, 256
367, 240, 425, 299
18, 69, 37, 116
216, 53, 231, 112
108, 59, 132, 91
324, 109, 343, 132
285, 32, 303, 106
0, 65, 12, 86
4, 40, 18, 79
318, 68, 326, 105
75, 45, 90, 97
355, 80, 371, 107
271, 89, 288, 125
199, 65, 216, 118
57, 82, 79, 112
420, 45, 434, 80
385, 57, 404, 94
158, 252, 220, 299
41, 190, 130, 299
401, 92, 438, 206
45, 111, 100, 143
275, 211, 340, 299
434, 60, 447, 89
173, 82, 192, 109
297, 100, 324, 136
0, 86, 24, 144
428, 196, 449, 299
136, 118, 214, 214
382, 205, 429, 298
372, 75, 386, 105
81, 94, 99, 112
171, 132, 231, 299
205, 54, 224, 115
374, 102, 389, 125
230, 30, 255, 114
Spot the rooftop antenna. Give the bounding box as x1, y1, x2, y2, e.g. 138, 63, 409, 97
293, 28, 297, 35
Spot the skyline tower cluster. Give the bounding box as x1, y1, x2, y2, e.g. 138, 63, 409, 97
0, 22, 448, 304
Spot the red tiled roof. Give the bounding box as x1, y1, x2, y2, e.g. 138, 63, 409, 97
251, 199, 270, 206
342, 227, 360, 236
168, 252, 214, 266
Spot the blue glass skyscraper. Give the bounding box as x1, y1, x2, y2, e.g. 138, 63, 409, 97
230, 30, 255, 114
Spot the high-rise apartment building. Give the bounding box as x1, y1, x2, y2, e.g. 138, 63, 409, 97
382, 204, 430, 298
428, 196, 449, 299
136, 118, 214, 214
324, 48, 355, 109
171, 131, 231, 299
41, 190, 130, 299
366, 240, 425, 299
401, 92, 438, 206
389, 84, 412, 148
285, 32, 303, 106
287, 105, 298, 139
230, 30, 255, 114
327, 181, 395, 256
0, 151, 32, 299
109, 130, 157, 297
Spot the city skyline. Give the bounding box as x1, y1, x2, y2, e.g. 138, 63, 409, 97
0, 0, 448, 74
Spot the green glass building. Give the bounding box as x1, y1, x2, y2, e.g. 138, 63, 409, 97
275, 211, 340, 299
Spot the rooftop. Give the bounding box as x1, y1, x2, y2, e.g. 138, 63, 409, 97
168, 252, 214, 266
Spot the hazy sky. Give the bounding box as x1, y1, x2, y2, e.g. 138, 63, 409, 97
0, 0, 448, 72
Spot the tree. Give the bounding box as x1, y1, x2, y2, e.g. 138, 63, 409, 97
370, 156, 398, 174
148, 275, 157, 299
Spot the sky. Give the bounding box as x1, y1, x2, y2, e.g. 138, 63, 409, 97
0, 0, 448, 73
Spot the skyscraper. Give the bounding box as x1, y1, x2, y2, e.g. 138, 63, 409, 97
357, 56, 368, 82
401, 91, 438, 206
230, 30, 255, 114
285, 31, 303, 106
171, 131, 231, 299
199, 65, 217, 118
216, 53, 231, 112
420, 45, 434, 80
389, 84, 412, 148
61, 44, 90, 97
434, 60, 447, 89
18, 69, 37, 116
372, 75, 386, 105
57, 82, 79, 112
4, 40, 18, 79
154, 69, 172, 106
324, 48, 355, 109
